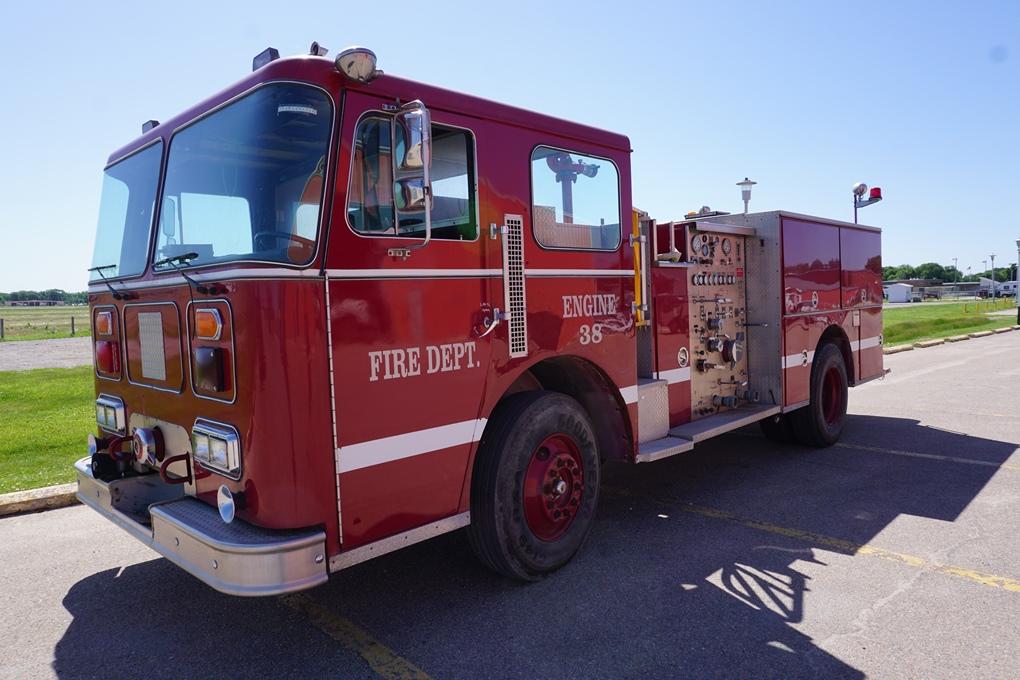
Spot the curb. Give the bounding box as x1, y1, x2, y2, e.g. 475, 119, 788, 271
0, 483, 78, 518
883, 325, 1017, 355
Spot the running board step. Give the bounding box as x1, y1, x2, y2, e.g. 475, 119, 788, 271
635, 436, 694, 463
668, 404, 781, 443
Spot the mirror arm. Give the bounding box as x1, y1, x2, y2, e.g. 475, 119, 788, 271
408, 184, 432, 252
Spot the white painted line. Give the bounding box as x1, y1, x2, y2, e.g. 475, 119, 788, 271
338, 418, 487, 473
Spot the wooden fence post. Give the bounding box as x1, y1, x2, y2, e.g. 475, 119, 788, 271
0, 318, 4, 340
71, 316, 76, 336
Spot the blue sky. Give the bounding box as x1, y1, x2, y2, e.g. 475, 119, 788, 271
1, 0, 1017, 291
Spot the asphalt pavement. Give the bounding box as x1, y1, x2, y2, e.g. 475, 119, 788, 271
1, 332, 1018, 679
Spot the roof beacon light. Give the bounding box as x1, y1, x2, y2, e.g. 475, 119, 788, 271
852, 181, 883, 223
252, 47, 280, 72
335, 46, 380, 83
309, 41, 329, 57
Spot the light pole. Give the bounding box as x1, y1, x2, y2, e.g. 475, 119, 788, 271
1015, 238, 1020, 324
952, 257, 958, 284
990, 254, 996, 300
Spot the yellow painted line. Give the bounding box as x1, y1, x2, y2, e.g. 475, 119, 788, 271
732, 430, 1020, 472
833, 441, 1020, 472
680, 503, 1020, 593
282, 593, 431, 680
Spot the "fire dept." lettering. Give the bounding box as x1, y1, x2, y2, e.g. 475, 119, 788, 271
368, 342, 479, 382
562, 294, 618, 319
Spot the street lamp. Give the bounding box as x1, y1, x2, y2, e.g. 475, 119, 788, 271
952, 257, 958, 284
737, 177, 757, 215
1015, 238, 1020, 324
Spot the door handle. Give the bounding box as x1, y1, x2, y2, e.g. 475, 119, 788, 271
474, 307, 508, 339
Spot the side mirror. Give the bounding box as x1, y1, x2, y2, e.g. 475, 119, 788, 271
391, 100, 432, 254
393, 104, 431, 171
161, 197, 179, 240
394, 177, 428, 213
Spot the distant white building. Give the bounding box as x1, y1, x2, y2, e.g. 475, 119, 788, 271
885, 282, 913, 303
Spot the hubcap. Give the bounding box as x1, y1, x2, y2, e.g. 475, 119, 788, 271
822, 365, 844, 425
523, 434, 584, 541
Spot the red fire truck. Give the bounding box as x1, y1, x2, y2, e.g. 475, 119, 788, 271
79, 45, 884, 595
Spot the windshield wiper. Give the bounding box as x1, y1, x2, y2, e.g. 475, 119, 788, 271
88, 264, 134, 300
154, 252, 215, 295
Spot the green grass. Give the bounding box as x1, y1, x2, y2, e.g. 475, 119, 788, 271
0, 306, 91, 342
0, 366, 93, 493
883, 299, 1017, 345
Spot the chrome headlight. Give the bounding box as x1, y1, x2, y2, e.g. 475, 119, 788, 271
95, 395, 125, 433
191, 419, 241, 479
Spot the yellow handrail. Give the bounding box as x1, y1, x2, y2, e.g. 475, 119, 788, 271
632, 210, 647, 326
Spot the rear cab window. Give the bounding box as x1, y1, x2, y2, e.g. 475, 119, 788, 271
530, 146, 621, 250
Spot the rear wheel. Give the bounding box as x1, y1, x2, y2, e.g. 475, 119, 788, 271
468, 391, 600, 581
790, 342, 848, 447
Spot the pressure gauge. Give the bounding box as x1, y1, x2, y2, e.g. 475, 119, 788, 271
721, 238, 732, 256
701, 244, 710, 257
691, 234, 705, 252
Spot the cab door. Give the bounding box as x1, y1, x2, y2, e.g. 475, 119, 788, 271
325, 90, 497, 549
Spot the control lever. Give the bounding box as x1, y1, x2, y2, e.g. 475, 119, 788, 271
743, 322, 769, 328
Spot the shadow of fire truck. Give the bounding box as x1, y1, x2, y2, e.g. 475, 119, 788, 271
53, 415, 1015, 679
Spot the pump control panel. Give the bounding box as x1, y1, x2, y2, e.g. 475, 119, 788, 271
686, 225, 756, 419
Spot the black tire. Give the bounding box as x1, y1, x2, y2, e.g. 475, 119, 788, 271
468, 391, 600, 581
759, 413, 796, 444
790, 342, 848, 447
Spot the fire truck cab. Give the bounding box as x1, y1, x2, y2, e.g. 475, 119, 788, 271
79, 46, 883, 595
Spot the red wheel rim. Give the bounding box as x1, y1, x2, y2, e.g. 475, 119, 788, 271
822, 365, 844, 425
523, 434, 584, 542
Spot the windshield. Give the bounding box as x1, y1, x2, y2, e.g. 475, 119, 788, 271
89, 142, 163, 281
155, 83, 333, 268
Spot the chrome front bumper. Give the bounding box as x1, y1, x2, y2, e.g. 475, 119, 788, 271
74, 457, 328, 596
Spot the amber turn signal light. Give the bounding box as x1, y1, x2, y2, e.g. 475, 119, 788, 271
95, 311, 113, 336
194, 309, 223, 340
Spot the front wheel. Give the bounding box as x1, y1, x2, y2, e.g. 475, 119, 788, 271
468, 391, 600, 581
790, 342, 848, 447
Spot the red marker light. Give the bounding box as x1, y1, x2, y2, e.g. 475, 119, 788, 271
95, 341, 120, 374
869, 187, 882, 200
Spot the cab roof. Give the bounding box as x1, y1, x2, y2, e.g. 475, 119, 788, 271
107, 54, 632, 166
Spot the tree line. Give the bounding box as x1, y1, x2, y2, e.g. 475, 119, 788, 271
883, 262, 1017, 283
0, 290, 88, 304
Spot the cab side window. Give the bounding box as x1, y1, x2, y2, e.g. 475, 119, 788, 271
348, 116, 477, 240
530, 146, 621, 250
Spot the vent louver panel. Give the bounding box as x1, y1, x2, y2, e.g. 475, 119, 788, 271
502, 214, 528, 358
